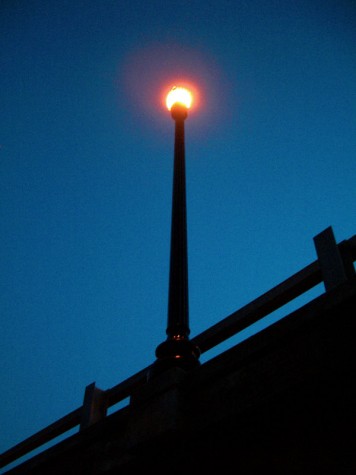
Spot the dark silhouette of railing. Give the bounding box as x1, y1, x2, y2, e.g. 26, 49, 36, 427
1, 226, 355, 470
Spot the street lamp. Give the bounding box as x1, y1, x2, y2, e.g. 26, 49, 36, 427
151, 86, 200, 375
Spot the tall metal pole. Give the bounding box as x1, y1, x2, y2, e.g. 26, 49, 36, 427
151, 103, 200, 375
167, 104, 189, 338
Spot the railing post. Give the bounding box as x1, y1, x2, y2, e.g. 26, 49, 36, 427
313, 226, 355, 292
80, 382, 107, 431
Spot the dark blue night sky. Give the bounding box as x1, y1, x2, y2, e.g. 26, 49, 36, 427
1, 0, 355, 468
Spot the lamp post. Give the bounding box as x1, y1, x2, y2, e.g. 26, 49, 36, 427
151, 86, 200, 375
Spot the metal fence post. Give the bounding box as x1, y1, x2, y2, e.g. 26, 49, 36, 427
313, 226, 355, 292
80, 382, 107, 431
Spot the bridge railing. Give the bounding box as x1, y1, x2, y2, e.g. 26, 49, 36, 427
1, 226, 355, 470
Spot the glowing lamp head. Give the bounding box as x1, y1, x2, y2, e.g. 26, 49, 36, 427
166, 86, 192, 119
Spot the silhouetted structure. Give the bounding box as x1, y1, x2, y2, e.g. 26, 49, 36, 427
1, 226, 355, 474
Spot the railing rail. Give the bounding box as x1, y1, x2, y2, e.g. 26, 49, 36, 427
1, 227, 355, 470
192, 259, 321, 353
0, 409, 82, 470
193, 228, 356, 355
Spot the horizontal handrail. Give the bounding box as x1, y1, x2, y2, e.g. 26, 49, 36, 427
192, 232, 356, 353
1, 231, 355, 471
0, 408, 82, 470
0, 368, 152, 470
192, 260, 321, 353
105, 366, 149, 407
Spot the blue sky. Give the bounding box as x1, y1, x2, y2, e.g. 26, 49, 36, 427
1, 0, 355, 467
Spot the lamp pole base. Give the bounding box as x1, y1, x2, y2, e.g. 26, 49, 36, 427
148, 338, 200, 380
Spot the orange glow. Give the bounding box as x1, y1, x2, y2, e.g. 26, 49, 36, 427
166, 86, 193, 111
